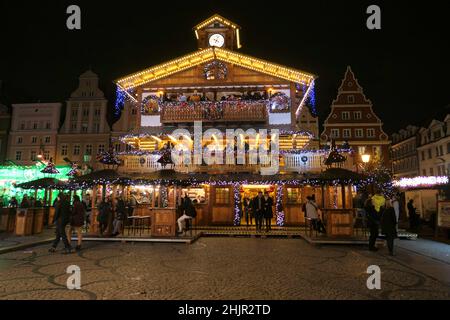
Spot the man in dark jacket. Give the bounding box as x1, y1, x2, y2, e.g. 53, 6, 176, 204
381, 203, 397, 256
252, 191, 265, 232
263, 192, 274, 232
49, 193, 73, 254
365, 198, 380, 252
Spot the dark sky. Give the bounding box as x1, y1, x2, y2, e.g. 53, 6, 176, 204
1, 0, 450, 134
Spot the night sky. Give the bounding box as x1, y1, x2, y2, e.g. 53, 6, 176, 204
1, 0, 450, 134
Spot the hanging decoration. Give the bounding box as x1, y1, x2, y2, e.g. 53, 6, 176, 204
233, 183, 241, 226
204, 60, 228, 80
269, 92, 290, 112
141, 95, 161, 115
40, 158, 59, 175
67, 163, 80, 177
114, 86, 127, 118
275, 184, 285, 226
97, 145, 121, 167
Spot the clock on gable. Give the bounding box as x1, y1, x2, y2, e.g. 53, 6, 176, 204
193, 14, 242, 50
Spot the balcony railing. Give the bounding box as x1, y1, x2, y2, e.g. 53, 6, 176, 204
159, 101, 268, 123
117, 151, 355, 175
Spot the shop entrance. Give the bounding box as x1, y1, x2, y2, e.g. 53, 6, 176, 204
239, 185, 276, 227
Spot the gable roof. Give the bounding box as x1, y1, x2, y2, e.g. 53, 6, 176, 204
193, 14, 241, 31
115, 47, 316, 91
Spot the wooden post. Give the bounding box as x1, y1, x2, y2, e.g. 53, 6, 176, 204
341, 183, 346, 209
151, 185, 156, 208
48, 189, 53, 206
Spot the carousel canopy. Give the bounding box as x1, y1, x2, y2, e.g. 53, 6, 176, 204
318, 168, 363, 183
16, 178, 68, 190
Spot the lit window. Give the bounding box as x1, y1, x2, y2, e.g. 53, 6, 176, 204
287, 188, 301, 204
215, 187, 230, 204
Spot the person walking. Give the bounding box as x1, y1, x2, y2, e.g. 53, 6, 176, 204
112, 199, 127, 236
390, 195, 400, 231
366, 194, 381, 251
49, 193, 73, 254
263, 192, 273, 232
381, 201, 397, 256
67, 195, 85, 251
252, 191, 265, 232
20, 195, 30, 208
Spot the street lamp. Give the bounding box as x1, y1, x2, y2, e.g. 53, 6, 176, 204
361, 154, 371, 164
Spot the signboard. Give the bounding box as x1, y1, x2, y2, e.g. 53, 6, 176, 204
437, 200, 450, 228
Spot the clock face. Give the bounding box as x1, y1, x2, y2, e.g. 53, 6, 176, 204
209, 34, 225, 47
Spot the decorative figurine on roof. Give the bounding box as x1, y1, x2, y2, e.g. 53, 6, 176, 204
97, 144, 121, 168
324, 140, 347, 168
157, 143, 175, 169
40, 158, 60, 174
67, 162, 80, 177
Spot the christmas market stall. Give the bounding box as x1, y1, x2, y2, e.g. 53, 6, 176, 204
14, 177, 69, 236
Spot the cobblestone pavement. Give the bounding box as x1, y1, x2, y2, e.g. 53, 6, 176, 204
0, 238, 449, 300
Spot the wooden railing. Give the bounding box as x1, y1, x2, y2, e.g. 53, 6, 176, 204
160, 101, 268, 123
118, 151, 355, 175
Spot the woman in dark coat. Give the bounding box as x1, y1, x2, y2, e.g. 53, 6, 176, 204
67, 195, 85, 251
381, 202, 397, 256
49, 193, 73, 254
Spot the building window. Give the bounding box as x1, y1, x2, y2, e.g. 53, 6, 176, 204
73, 145, 81, 156
366, 128, 375, 138
43, 151, 50, 160
20, 122, 25, 130
94, 109, 101, 117
71, 123, 77, 130
343, 129, 351, 138
15, 151, 22, 161
433, 130, 442, 140
44, 136, 50, 144
114, 144, 121, 153
83, 108, 89, 117
342, 111, 350, 120
81, 123, 88, 133
98, 144, 105, 154
422, 169, 426, 176
30, 151, 36, 161
430, 168, 434, 176
31, 136, 37, 144
46, 122, 51, 130
347, 95, 355, 103
439, 145, 444, 156
72, 108, 78, 117
354, 111, 362, 120
94, 123, 100, 133
330, 129, 339, 138
33, 122, 38, 130
85, 145, 92, 155
358, 146, 366, 155
428, 149, 432, 159
61, 145, 68, 156
354, 129, 363, 138
421, 151, 425, 161
131, 108, 137, 115
215, 187, 230, 204
17, 137, 23, 144
287, 188, 301, 204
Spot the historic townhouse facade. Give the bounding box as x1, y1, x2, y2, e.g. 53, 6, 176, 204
391, 125, 422, 178
0, 102, 11, 163
7, 103, 61, 165
320, 66, 391, 167
417, 114, 450, 177
56, 70, 111, 170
